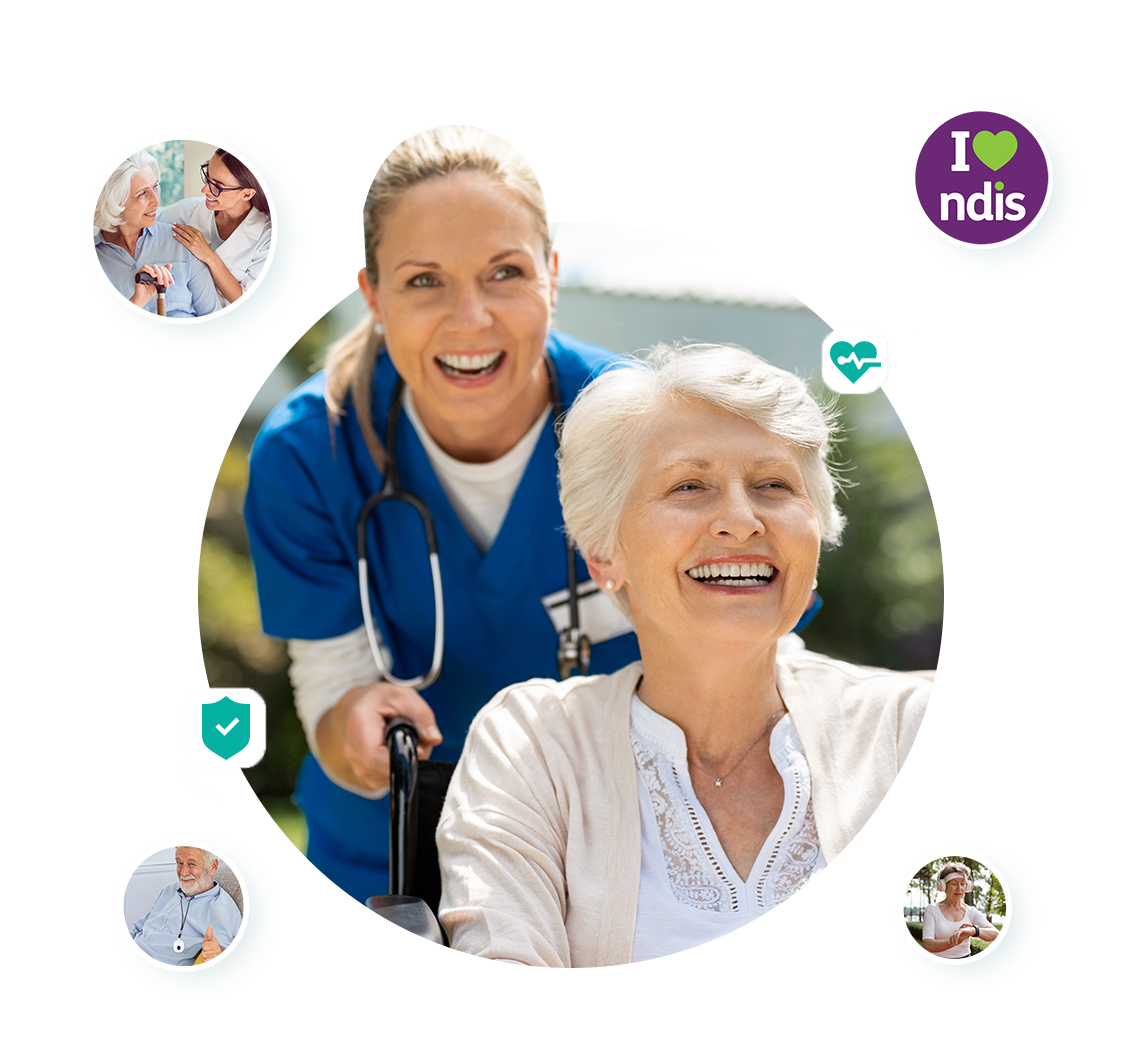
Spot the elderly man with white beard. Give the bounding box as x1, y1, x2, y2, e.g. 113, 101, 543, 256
130, 847, 241, 966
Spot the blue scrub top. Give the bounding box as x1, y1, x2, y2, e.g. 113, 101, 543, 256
246, 332, 641, 902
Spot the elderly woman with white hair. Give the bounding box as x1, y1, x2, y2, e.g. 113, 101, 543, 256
437, 343, 932, 966
922, 862, 998, 958
93, 151, 221, 318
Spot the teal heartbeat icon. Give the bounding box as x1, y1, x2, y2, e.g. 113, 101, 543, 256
830, 341, 883, 384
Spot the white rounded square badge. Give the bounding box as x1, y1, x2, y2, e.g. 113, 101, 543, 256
186, 688, 266, 769
821, 330, 888, 394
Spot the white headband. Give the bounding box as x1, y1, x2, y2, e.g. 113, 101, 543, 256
937, 870, 973, 894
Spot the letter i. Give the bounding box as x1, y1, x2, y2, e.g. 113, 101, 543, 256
951, 131, 971, 172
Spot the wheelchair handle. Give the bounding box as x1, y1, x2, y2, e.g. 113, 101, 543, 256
385, 717, 419, 896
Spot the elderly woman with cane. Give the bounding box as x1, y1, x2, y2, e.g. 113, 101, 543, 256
93, 151, 222, 318
437, 344, 932, 966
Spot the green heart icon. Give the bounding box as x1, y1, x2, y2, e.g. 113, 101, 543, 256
830, 341, 882, 384
972, 130, 1017, 171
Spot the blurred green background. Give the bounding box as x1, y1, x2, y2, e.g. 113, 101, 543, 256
200, 275, 943, 851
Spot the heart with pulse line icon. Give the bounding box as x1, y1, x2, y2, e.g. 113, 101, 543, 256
829, 341, 882, 384
821, 331, 888, 394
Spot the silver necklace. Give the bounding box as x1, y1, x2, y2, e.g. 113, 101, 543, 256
689, 707, 785, 788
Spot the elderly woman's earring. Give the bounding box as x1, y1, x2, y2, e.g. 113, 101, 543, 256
812, 578, 818, 590
373, 322, 385, 336
605, 580, 615, 591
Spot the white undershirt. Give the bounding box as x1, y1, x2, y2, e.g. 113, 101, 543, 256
402, 388, 551, 553
288, 625, 385, 798
629, 696, 826, 962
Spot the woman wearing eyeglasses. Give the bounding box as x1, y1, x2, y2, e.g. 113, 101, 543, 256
156, 148, 272, 306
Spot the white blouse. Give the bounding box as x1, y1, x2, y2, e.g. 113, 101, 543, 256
156, 197, 272, 304
630, 696, 825, 961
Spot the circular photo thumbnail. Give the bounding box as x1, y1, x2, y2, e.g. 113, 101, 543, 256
124, 846, 246, 969
93, 139, 273, 320
905, 855, 1007, 961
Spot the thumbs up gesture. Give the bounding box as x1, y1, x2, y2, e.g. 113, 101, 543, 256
200, 925, 224, 962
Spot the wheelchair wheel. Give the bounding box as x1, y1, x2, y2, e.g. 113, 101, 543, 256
826, 885, 885, 985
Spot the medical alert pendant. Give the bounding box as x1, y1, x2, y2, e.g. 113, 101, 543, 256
174, 938, 185, 953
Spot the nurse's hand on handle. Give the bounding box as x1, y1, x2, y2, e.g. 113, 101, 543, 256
129, 263, 173, 308
316, 683, 442, 791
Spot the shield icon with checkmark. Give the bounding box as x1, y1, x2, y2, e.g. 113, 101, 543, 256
201, 696, 251, 760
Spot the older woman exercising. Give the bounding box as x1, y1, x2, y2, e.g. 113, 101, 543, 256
437, 343, 932, 966
922, 862, 998, 958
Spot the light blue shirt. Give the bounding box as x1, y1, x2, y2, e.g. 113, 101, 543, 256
130, 882, 242, 966
94, 223, 222, 318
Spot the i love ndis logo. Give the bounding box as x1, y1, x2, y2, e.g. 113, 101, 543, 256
915, 111, 1050, 247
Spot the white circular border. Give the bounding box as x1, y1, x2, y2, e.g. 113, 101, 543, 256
86, 132, 276, 324
903, 105, 1053, 253
164, 99, 948, 980
898, 848, 1016, 971
115, 835, 253, 976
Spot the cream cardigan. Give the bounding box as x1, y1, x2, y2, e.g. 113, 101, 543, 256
437, 654, 930, 967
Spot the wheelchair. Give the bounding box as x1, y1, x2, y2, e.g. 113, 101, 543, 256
365, 718, 454, 945
363, 721, 885, 976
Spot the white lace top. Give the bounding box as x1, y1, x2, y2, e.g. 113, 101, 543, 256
630, 695, 826, 961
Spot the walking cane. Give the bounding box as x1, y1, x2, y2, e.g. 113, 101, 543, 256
134, 271, 167, 316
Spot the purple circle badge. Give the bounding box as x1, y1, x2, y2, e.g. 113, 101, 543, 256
915, 111, 1050, 247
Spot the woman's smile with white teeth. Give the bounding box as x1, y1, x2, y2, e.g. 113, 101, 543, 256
435, 351, 504, 377
687, 562, 776, 585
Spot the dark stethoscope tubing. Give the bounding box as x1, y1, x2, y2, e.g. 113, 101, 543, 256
355, 353, 590, 691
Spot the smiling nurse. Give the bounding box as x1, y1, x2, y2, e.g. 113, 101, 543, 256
243, 127, 647, 901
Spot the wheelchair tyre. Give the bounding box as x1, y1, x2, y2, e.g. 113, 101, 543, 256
826, 889, 885, 980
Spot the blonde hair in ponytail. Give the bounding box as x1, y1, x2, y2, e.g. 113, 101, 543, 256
322, 126, 551, 470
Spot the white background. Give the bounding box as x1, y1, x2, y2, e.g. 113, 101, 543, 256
17, 6, 1125, 1035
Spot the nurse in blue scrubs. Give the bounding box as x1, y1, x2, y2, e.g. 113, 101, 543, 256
245, 127, 641, 902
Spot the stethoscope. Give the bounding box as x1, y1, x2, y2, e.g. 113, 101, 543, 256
356, 354, 590, 690
172, 892, 194, 954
